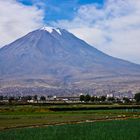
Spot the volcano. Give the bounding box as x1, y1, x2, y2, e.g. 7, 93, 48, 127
0, 27, 140, 95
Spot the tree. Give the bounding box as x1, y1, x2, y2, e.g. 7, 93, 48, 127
91, 96, 95, 102
84, 94, 91, 102
134, 92, 140, 102
94, 97, 100, 102
100, 96, 106, 102
80, 95, 85, 102
107, 97, 115, 102
26, 96, 32, 101
40, 96, 46, 101
33, 95, 38, 101
123, 97, 130, 103
8, 96, 15, 103
116, 98, 122, 103
0, 96, 3, 100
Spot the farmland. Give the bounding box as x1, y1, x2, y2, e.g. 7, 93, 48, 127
0, 104, 140, 130
0, 119, 140, 140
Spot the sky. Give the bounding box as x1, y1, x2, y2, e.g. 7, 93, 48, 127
0, 0, 140, 64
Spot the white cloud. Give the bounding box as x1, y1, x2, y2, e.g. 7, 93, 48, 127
0, 0, 44, 47
53, 0, 140, 64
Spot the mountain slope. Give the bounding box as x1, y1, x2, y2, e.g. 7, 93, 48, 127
0, 27, 140, 94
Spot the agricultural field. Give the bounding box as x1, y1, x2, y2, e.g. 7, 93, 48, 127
0, 119, 140, 140
0, 104, 140, 130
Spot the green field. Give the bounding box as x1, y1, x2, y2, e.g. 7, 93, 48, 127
0, 119, 140, 140
0, 104, 140, 130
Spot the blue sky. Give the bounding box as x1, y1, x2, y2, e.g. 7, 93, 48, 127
18, 0, 104, 23
0, 0, 140, 64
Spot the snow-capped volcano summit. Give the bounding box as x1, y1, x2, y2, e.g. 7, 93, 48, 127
0, 27, 140, 94
40, 26, 62, 35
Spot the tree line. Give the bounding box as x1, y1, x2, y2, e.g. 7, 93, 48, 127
0, 95, 46, 103
80, 92, 140, 103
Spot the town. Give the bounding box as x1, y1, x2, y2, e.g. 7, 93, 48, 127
0, 92, 140, 104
